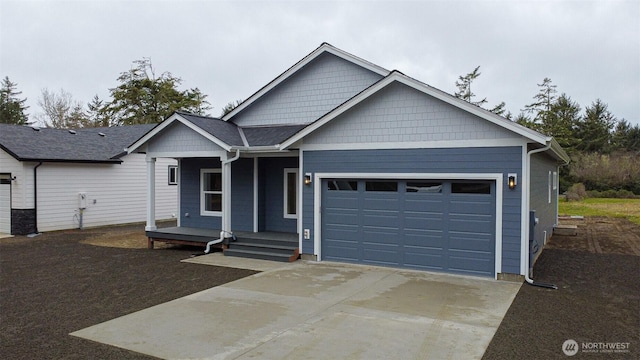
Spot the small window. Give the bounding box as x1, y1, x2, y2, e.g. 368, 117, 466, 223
366, 181, 398, 192
406, 182, 442, 193
553, 171, 558, 190
328, 180, 358, 191
284, 169, 298, 219
451, 182, 491, 194
548, 171, 552, 204
201, 169, 222, 216
168, 165, 178, 185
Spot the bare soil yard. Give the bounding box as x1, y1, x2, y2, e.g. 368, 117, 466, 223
483, 217, 640, 359
1, 218, 638, 359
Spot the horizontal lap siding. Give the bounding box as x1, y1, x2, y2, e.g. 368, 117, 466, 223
259, 157, 298, 233
231, 158, 254, 231
530, 154, 559, 258
1, 150, 31, 208
180, 158, 221, 230
36, 155, 177, 231
303, 147, 523, 274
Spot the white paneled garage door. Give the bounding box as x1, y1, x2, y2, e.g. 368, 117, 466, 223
321, 179, 496, 277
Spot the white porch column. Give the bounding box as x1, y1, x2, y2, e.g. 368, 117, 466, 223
222, 157, 232, 232
145, 157, 157, 231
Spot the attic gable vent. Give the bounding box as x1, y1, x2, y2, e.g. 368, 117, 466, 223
98, 132, 106, 137
68, 130, 77, 134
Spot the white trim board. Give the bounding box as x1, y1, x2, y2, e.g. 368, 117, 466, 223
313, 172, 503, 279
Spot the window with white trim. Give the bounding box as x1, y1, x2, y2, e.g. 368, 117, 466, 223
283, 168, 298, 219
201, 169, 222, 216
168, 165, 178, 185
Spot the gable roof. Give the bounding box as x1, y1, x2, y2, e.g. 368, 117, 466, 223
278, 70, 570, 163
221, 42, 390, 121
127, 43, 569, 164
0, 123, 155, 163
126, 111, 307, 153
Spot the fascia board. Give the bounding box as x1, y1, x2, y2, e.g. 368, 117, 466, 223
222, 43, 390, 121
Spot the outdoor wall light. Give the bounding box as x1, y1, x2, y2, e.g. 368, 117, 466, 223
508, 173, 517, 190
304, 173, 312, 185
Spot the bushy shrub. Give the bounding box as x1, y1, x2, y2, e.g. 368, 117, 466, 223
566, 183, 587, 201
569, 152, 640, 195
587, 189, 639, 199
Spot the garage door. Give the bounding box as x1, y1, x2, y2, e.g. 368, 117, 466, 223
0, 177, 10, 234
321, 179, 495, 276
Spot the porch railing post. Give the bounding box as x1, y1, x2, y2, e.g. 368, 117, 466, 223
145, 157, 157, 231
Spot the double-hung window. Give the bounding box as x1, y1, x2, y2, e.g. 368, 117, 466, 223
201, 169, 222, 216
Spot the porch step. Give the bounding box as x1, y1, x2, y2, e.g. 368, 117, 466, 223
224, 236, 299, 262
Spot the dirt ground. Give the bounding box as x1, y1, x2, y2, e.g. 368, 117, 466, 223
0, 224, 257, 360
1, 218, 638, 359
483, 217, 640, 360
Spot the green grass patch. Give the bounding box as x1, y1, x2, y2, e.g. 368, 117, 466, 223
559, 198, 640, 225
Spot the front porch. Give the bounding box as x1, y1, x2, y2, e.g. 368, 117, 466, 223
146, 227, 300, 262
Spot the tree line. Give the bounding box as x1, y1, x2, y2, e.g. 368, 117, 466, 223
455, 67, 640, 195
0, 58, 218, 128
2, 63, 638, 194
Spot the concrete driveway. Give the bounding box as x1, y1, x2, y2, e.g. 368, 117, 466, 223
72, 258, 520, 359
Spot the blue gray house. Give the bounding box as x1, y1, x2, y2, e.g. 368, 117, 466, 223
127, 43, 569, 280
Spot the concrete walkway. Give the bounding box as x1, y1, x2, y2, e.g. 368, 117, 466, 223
71, 260, 520, 360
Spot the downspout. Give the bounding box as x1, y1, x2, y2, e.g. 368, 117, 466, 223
30, 162, 43, 236
525, 143, 557, 289
204, 149, 241, 253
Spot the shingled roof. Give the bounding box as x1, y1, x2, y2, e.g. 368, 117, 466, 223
0, 123, 156, 163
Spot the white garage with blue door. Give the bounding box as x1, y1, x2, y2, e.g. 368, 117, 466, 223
316, 175, 501, 277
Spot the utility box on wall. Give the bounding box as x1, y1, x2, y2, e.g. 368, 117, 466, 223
78, 192, 87, 209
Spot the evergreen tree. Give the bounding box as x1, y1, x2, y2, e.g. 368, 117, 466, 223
545, 94, 581, 151
221, 99, 243, 117
86, 95, 111, 127
523, 77, 557, 130
0, 76, 30, 125
576, 99, 616, 153
612, 119, 640, 152
105, 58, 211, 125
454, 66, 487, 107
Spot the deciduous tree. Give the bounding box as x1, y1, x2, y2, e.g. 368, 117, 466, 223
36, 88, 88, 128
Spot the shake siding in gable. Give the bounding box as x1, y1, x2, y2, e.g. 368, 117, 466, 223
36, 154, 177, 231
302, 147, 523, 274
230, 52, 384, 127
303, 82, 517, 146
148, 122, 224, 153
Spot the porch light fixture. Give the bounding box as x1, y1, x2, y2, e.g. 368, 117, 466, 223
304, 173, 312, 185
508, 173, 517, 190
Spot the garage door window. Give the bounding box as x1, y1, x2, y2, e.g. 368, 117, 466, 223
406, 182, 443, 193
365, 181, 398, 192
328, 180, 358, 191
451, 182, 491, 194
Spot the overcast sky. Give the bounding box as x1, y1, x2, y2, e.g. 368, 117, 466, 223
1, 0, 638, 127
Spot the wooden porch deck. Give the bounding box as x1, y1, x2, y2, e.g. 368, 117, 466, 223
146, 227, 298, 252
